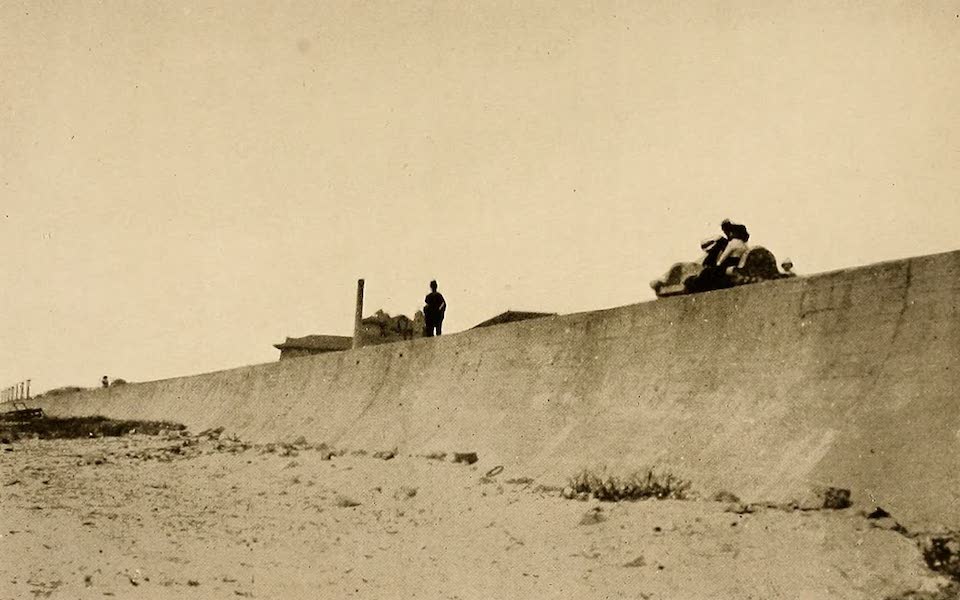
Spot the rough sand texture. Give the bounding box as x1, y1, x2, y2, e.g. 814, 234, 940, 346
1, 435, 949, 600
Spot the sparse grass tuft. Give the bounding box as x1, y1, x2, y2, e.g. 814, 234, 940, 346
567, 467, 691, 502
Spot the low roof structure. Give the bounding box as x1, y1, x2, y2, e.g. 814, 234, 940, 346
273, 335, 352, 353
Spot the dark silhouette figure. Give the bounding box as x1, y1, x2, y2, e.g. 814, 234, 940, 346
423, 280, 446, 337
686, 219, 751, 293
101, 375, 109, 388
715, 219, 750, 268
700, 235, 728, 268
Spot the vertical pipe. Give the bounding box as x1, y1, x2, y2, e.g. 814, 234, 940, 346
353, 278, 365, 350
26, 380, 31, 399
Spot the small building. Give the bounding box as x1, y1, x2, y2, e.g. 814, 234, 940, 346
472, 310, 555, 329
274, 335, 352, 361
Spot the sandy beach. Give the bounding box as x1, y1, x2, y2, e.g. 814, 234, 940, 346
1, 430, 949, 600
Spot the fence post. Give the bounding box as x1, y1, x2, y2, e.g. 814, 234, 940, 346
353, 278, 365, 350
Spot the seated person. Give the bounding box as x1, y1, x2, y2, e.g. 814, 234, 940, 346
685, 220, 751, 292
716, 227, 749, 271
700, 235, 728, 267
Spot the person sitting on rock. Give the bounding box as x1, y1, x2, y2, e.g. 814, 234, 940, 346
700, 235, 728, 268
685, 219, 750, 292
715, 219, 750, 271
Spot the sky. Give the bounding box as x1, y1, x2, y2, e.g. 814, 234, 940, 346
2, 0, 959, 393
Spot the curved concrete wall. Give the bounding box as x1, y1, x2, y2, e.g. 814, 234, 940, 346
32, 250, 960, 530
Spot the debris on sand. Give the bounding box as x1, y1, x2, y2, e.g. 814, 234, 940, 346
505, 477, 534, 486
623, 556, 646, 568
712, 490, 740, 503
863, 507, 909, 535
579, 507, 607, 526
335, 495, 361, 508
372, 449, 397, 460
484, 465, 504, 478
0, 416, 186, 441
393, 486, 418, 500
451, 452, 479, 465
796, 486, 852, 510
197, 427, 225, 440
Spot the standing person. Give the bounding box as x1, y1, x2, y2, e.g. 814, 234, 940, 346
101, 375, 109, 388
423, 280, 446, 337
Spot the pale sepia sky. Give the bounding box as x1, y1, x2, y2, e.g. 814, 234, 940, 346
2, 1, 958, 393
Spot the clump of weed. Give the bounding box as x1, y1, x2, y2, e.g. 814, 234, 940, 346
566, 467, 691, 502
883, 532, 960, 600
921, 533, 960, 581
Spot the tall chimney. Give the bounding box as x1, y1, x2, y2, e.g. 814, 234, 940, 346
353, 278, 365, 349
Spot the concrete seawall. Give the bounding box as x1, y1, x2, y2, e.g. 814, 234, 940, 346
30, 250, 960, 531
